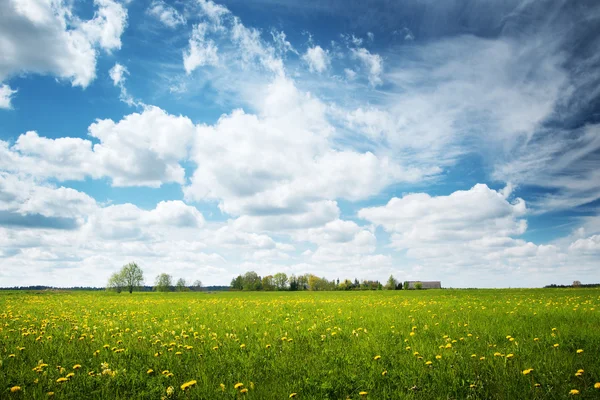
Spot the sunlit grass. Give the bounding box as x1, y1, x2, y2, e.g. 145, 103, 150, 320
1, 289, 599, 399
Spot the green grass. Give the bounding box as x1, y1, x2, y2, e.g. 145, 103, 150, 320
1, 289, 599, 399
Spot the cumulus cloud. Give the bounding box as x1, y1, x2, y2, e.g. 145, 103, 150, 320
302, 45, 330, 73
351, 47, 383, 86
359, 184, 527, 249
0, 84, 17, 109
2, 107, 195, 187
183, 23, 219, 73
0, 0, 127, 87
147, 0, 186, 28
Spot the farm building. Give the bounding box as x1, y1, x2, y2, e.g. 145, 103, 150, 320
404, 281, 442, 289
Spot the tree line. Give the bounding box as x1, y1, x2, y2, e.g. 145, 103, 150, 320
106, 262, 203, 293
230, 271, 410, 291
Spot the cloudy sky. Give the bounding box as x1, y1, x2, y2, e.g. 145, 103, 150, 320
1, 0, 599, 288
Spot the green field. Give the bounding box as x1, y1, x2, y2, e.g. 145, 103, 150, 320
1, 289, 600, 399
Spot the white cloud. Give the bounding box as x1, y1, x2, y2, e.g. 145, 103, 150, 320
351, 47, 383, 85
0, 0, 127, 87
80, 0, 128, 51
302, 45, 330, 73
88, 106, 195, 187
0, 84, 17, 109
183, 23, 219, 74
359, 184, 527, 250
569, 235, 600, 254
109, 63, 128, 86
184, 76, 429, 221
344, 68, 357, 80
2, 107, 195, 187
147, 0, 186, 28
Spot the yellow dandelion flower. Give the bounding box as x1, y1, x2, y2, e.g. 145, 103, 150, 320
240, 388, 248, 394
534, 338, 539, 341
73, 364, 81, 370
553, 343, 559, 348
181, 380, 197, 391
534, 383, 541, 388
220, 383, 226, 392
147, 369, 154, 374
9, 354, 15, 358
56, 378, 68, 383
576, 349, 583, 354
470, 384, 476, 388
436, 355, 442, 359
522, 369, 533, 375
409, 332, 415, 336
66, 373, 75, 379
425, 361, 433, 365
594, 382, 600, 389
166, 386, 174, 396
480, 356, 485, 360
289, 393, 297, 398
240, 344, 246, 349
359, 391, 368, 396
569, 389, 579, 395
506, 354, 514, 359
234, 383, 244, 390
10, 386, 21, 393
494, 352, 502, 357
373, 355, 381, 360
382, 370, 388, 376
577, 369, 584, 374
47, 392, 54, 397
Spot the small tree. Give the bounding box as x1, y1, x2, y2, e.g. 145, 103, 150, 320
192, 280, 203, 291
231, 275, 243, 290
108, 262, 143, 293
154, 273, 172, 292
273, 272, 288, 291
403, 281, 409, 290
107, 271, 126, 293
122, 262, 144, 293
414, 281, 423, 290
385, 275, 398, 290
262, 275, 275, 291
176, 278, 188, 292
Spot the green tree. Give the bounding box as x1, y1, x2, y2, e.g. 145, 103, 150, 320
107, 271, 126, 293
403, 281, 410, 290
385, 275, 398, 290
242, 271, 262, 291
262, 275, 275, 291
231, 275, 243, 290
154, 273, 172, 292
176, 278, 188, 292
273, 272, 288, 291
192, 280, 203, 291
109, 262, 144, 293
414, 281, 423, 290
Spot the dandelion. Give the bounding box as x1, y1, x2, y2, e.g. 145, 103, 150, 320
373, 355, 381, 360
56, 377, 68, 383
534, 383, 541, 388
359, 391, 368, 396
235, 383, 244, 390
266, 344, 271, 349
569, 389, 579, 395
181, 380, 197, 391
73, 364, 81, 370
480, 356, 485, 360
10, 386, 21, 393
9, 354, 15, 358
576, 349, 583, 354
220, 383, 226, 392
470, 384, 476, 388
436, 355, 442, 360
506, 354, 514, 359
523, 369, 533, 375
594, 382, 600, 389
240, 388, 248, 394
289, 393, 297, 398
240, 344, 246, 349
166, 386, 174, 396
553, 343, 559, 348
47, 392, 54, 397
147, 369, 154, 374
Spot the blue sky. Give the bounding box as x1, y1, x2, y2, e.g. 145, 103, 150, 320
1, 0, 599, 288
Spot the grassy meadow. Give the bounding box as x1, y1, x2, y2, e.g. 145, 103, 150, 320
1, 289, 600, 399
